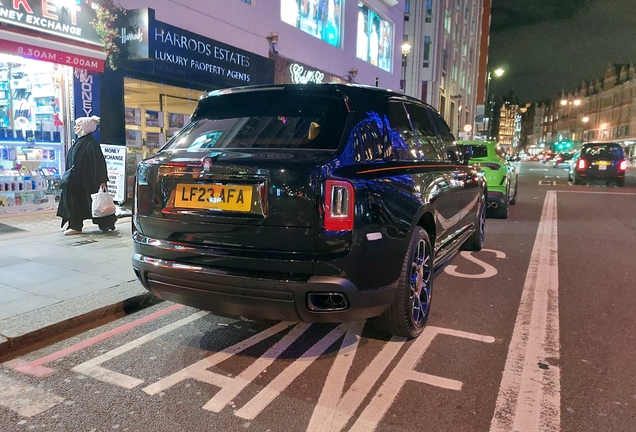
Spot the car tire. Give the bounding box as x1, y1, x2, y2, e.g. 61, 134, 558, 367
509, 181, 518, 205
573, 174, 584, 185
568, 171, 573, 182
375, 226, 433, 339
462, 196, 485, 251
617, 178, 625, 187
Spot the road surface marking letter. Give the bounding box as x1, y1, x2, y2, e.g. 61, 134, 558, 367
0, 372, 64, 417
444, 249, 506, 279
349, 326, 495, 432
72, 311, 208, 389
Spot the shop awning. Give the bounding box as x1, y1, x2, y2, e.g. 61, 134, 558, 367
0, 28, 106, 73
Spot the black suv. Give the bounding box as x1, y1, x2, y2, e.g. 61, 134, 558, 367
571, 142, 627, 186
132, 84, 486, 338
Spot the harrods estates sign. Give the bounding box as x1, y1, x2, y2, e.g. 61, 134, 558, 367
0, 0, 101, 45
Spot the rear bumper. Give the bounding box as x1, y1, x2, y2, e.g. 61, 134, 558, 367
132, 253, 396, 322
487, 190, 505, 205
576, 169, 624, 180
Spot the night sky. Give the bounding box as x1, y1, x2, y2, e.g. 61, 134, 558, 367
488, 0, 636, 103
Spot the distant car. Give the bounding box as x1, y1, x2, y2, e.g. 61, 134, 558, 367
553, 152, 575, 168
132, 83, 487, 339
458, 140, 518, 219
570, 142, 627, 186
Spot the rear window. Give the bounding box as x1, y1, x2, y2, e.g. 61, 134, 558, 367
164, 92, 349, 151
581, 144, 624, 160
470, 146, 488, 158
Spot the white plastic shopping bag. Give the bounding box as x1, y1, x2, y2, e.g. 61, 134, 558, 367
91, 187, 116, 218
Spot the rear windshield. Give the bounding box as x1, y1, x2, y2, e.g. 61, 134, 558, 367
470, 146, 488, 158
164, 92, 349, 151
581, 144, 624, 160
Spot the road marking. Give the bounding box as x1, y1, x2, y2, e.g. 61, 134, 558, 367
306, 330, 406, 432
235, 322, 353, 419
538, 180, 556, 185
142, 321, 294, 397
72, 311, 208, 389
444, 248, 506, 279
490, 190, 561, 432
350, 327, 495, 432
8, 304, 184, 377
554, 190, 636, 196
529, 169, 549, 172
0, 372, 64, 417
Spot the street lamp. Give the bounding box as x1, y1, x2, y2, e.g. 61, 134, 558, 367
485, 68, 505, 139
401, 42, 411, 94
560, 98, 581, 140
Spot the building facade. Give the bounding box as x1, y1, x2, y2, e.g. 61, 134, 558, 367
497, 102, 517, 150
402, 0, 485, 139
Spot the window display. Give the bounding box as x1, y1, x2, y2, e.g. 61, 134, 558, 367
281, 0, 343, 48
0, 54, 71, 212
123, 77, 201, 199
356, 2, 393, 72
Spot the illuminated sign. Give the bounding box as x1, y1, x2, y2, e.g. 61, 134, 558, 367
281, 0, 342, 47
289, 63, 325, 84
1, 39, 104, 72
0, 0, 101, 46
356, 3, 393, 72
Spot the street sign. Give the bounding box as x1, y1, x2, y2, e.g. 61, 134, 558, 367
463, 124, 473, 133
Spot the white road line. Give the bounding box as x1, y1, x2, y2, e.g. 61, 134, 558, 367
351, 326, 495, 432
0, 372, 64, 417
235, 322, 352, 419
554, 190, 636, 195
142, 321, 293, 396
490, 190, 561, 432
72, 311, 209, 389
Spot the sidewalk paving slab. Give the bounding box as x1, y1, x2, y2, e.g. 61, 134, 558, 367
0, 209, 161, 360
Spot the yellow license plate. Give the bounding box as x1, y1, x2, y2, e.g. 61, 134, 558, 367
174, 184, 253, 211
596, 161, 611, 166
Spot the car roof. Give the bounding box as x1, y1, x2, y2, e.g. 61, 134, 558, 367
201, 83, 435, 112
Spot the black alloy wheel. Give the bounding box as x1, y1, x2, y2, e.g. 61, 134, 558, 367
376, 227, 433, 338
462, 195, 485, 251
509, 180, 518, 205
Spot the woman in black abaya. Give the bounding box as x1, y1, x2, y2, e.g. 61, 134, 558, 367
57, 116, 117, 235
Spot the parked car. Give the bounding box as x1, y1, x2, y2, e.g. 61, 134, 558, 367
570, 142, 627, 186
553, 152, 575, 168
458, 140, 518, 219
132, 84, 487, 338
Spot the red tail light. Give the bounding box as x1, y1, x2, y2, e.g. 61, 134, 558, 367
577, 159, 587, 170
619, 160, 627, 171
324, 180, 354, 231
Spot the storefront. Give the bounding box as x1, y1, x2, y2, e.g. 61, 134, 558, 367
105, 8, 275, 200
0, 1, 106, 213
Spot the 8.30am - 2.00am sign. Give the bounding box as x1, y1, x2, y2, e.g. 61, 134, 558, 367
0, 39, 104, 72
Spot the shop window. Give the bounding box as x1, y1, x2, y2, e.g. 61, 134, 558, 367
123, 77, 203, 199
282, 0, 343, 48
0, 54, 71, 212
356, 3, 394, 72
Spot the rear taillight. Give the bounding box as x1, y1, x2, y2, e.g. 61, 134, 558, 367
577, 159, 587, 170
619, 160, 627, 171
324, 180, 354, 231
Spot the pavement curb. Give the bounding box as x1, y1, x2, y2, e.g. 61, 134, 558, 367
0, 281, 162, 361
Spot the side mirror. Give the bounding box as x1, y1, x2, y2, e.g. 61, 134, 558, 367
462, 146, 473, 165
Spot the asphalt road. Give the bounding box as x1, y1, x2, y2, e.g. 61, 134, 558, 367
1, 162, 635, 432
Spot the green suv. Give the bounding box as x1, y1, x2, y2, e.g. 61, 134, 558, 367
459, 141, 518, 219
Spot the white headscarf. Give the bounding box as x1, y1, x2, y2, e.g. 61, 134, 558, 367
74, 116, 101, 138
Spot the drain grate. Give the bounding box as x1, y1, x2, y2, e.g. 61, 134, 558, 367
0, 222, 26, 234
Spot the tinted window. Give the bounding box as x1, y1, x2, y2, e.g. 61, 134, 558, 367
581, 144, 624, 160
165, 92, 348, 151
387, 101, 418, 160
470, 146, 488, 158
426, 108, 460, 161
353, 112, 392, 162
404, 104, 445, 161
